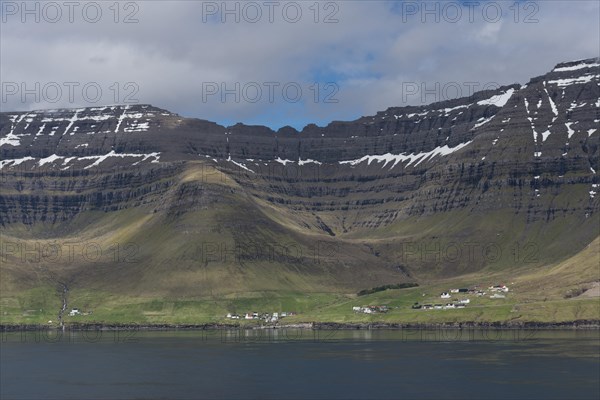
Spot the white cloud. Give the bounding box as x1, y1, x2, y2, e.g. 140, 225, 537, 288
0, 0, 598, 129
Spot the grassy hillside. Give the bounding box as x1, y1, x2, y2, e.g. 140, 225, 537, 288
1, 160, 598, 325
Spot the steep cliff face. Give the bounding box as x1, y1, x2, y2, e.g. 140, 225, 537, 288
0, 58, 598, 291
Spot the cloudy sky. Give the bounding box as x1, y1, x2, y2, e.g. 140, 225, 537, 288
1, 0, 598, 129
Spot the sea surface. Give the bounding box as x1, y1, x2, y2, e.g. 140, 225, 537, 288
1, 329, 599, 399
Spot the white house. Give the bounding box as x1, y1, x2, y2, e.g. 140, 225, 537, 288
450, 289, 459, 293
458, 299, 470, 304
68, 308, 80, 316
440, 292, 451, 299
352, 306, 361, 312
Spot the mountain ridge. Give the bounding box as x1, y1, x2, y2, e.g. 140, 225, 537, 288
0, 57, 598, 325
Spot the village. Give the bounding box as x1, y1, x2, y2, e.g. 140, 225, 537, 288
64, 285, 511, 321
350, 284, 511, 314
411, 284, 510, 310
64, 284, 512, 322
224, 311, 297, 323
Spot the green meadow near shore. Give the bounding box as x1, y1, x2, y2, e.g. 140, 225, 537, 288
2, 237, 598, 327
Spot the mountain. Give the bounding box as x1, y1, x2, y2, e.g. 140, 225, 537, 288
1, 58, 598, 325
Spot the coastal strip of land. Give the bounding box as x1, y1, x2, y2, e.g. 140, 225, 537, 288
2, 320, 599, 332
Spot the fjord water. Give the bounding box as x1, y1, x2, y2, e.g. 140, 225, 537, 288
1, 330, 598, 400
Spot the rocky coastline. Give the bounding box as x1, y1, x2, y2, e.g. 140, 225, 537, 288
2, 320, 599, 332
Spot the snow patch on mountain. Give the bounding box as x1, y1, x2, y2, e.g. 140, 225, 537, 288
553, 62, 600, 72
477, 88, 515, 108
548, 75, 598, 87
473, 116, 495, 129
38, 154, 64, 166
0, 114, 27, 147
565, 122, 576, 139
79, 150, 160, 169
540, 130, 552, 142
298, 158, 322, 166
339, 140, 472, 169
226, 155, 255, 173
0, 156, 35, 169
275, 157, 294, 166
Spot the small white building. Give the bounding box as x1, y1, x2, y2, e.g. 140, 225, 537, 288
352, 306, 361, 312
450, 289, 459, 293
489, 285, 509, 292
440, 292, 451, 299
68, 309, 80, 316
458, 299, 470, 304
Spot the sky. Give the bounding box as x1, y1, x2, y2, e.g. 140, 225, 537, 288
1, 0, 599, 130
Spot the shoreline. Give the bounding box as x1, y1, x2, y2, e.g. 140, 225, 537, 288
2, 320, 599, 331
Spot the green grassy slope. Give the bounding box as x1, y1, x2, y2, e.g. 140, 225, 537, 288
1, 162, 598, 325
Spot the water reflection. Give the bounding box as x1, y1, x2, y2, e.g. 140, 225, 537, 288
1, 329, 598, 400
2, 328, 599, 346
